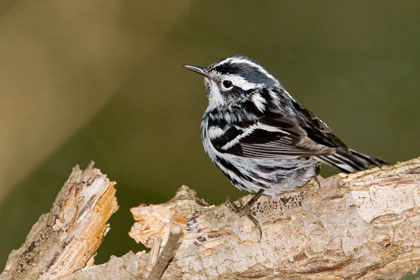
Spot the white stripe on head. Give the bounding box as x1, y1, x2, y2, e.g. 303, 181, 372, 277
212, 56, 281, 87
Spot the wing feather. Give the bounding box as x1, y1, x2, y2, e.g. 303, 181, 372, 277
210, 106, 335, 158
208, 87, 385, 173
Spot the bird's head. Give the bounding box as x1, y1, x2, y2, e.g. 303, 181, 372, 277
184, 56, 281, 108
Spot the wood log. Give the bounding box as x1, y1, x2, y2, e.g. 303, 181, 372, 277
129, 157, 420, 279
2, 158, 420, 280
0, 162, 118, 280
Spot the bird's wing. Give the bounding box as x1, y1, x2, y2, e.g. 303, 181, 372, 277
285, 95, 387, 172
209, 88, 386, 172
210, 106, 336, 158
290, 100, 349, 149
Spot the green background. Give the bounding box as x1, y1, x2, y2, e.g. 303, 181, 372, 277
1, 1, 419, 277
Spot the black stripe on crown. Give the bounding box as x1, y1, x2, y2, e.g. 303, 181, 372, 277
211, 62, 277, 87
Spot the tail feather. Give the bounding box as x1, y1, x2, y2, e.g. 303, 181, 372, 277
318, 148, 387, 173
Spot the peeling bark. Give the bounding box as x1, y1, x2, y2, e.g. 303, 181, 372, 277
130, 158, 420, 280
0, 162, 118, 280
2, 158, 420, 280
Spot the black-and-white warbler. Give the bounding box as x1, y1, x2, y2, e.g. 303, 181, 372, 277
184, 56, 386, 233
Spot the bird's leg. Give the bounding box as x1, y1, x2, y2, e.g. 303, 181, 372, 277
314, 175, 322, 188
313, 165, 322, 188
225, 188, 265, 239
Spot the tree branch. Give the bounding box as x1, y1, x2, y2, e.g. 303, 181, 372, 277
129, 157, 420, 279
1, 158, 420, 280
0, 162, 119, 280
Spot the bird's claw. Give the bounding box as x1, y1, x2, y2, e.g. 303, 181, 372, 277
225, 197, 263, 240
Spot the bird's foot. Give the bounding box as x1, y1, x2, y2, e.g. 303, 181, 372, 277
225, 189, 265, 239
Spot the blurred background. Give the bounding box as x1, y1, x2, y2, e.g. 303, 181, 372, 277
1, 0, 419, 275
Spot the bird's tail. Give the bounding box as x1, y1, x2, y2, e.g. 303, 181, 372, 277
318, 148, 387, 173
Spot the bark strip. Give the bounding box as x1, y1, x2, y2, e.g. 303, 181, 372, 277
2, 158, 420, 279
0, 162, 119, 280
130, 158, 420, 280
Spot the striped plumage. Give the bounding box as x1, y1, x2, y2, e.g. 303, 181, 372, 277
185, 56, 386, 197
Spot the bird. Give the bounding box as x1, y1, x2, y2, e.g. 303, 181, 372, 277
184, 56, 386, 235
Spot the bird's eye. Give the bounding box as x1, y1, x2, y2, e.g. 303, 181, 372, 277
222, 80, 233, 89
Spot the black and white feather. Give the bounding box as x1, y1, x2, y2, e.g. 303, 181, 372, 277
185, 56, 386, 196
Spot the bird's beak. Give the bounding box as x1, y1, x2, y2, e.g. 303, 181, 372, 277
184, 65, 209, 78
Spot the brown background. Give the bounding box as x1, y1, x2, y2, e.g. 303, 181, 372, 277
0, 1, 419, 276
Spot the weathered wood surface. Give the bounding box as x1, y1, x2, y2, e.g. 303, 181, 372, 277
2, 158, 420, 280
0, 162, 118, 280
130, 158, 420, 280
